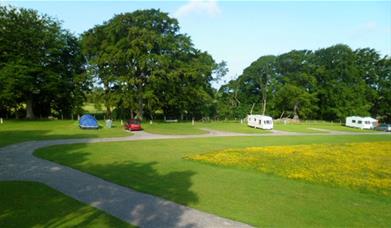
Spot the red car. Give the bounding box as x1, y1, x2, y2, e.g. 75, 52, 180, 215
124, 119, 142, 131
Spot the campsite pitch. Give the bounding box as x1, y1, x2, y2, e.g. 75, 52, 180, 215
35, 134, 391, 227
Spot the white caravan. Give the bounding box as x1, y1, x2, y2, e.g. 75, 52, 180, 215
345, 116, 377, 129
247, 115, 273, 130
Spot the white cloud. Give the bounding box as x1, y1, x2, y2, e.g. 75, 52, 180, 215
174, 0, 221, 19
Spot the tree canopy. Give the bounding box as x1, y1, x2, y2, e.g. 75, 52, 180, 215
0, 6, 87, 119
1, 5, 389, 122
81, 9, 222, 120
218, 44, 391, 122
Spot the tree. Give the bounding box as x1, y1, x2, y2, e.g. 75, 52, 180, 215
313, 44, 369, 120
274, 50, 318, 119
82, 9, 218, 120
241, 56, 276, 115
0, 6, 87, 119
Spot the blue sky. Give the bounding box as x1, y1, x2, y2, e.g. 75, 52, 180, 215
3, 1, 391, 87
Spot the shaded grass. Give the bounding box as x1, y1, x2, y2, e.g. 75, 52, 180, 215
142, 122, 207, 135
36, 134, 391, 227
0, 181, 131, 227
0, 120, 132, 147
187, 142, 391, 195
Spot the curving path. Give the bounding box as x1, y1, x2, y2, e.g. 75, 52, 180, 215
0, 129, 389, 227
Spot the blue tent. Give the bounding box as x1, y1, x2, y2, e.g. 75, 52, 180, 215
79, 114, 99, 129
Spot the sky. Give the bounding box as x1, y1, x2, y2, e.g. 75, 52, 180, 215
2, 0, 391, 87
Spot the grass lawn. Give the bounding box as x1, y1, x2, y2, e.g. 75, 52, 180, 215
0, 181, 131, 228
82, 102, 104, 113
0, 120, 132, 147
312, 124, 378, 132
142, 121, 207, 135
187, 142, 391, 196
36, 134, 391, 227
198, 121, 271, 134
273, 123, 324, 133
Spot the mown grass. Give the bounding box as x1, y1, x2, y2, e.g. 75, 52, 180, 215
142, 122, 207, 135
0, 120, 132, 147
198, 121, 271, 134
273, 123, 324, 133
36, 134, 391, 227
187, 142, 391, 196
0, 181, 131, 228
313, 124, 377, 132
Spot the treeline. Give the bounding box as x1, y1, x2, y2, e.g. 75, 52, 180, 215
0, 6, 390, 121
218, 45, 391, 121
0, 6, 225, 120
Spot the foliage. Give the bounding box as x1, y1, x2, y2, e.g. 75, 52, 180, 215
81, 9, 219, 120
218, 45, 390, 121
0, 6, 88, 119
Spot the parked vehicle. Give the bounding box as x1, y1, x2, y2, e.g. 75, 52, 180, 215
374, 124, 391, 132
247, 115, 273, 130
124, 119, 142, 131
345, 116, 377, 129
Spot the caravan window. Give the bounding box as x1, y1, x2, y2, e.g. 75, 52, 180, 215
259, 120, 262, 124
358, 120, 362, 124
264, 120, 271, 124
352, 120, 356, 123
364, 121, 370, 124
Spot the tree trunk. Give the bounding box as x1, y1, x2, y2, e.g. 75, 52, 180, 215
106, 106, 112, 119
26, 97, 35, 119
137, 96, 143, 120
104, 82, 112, 119
262, 97, 267, 115
293, 102, 299, 120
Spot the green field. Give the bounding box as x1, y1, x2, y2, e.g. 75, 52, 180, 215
0, 181, 131, 227
0, 120, 131, 147
142, 122, 207, 135
198, 121, 271, 134
35, 134, 391, 227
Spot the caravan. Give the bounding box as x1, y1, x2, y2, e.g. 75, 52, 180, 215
346, 116, 377, 129
247, 115, 273, 130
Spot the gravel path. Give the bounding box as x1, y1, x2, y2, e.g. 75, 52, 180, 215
0, 128, 389, 227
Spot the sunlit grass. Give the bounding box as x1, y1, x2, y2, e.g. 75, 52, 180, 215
36, 135, 391, 227
142, 121, 207, 135
187, 142, 391, 195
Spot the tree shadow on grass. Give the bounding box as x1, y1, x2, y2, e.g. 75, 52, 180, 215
0, 181, 130, 228
35, 143, 199, 227
0, 130, 101, 148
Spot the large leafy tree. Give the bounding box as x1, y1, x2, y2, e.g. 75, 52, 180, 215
239, 56, 277, 115
0, 6, 87, 119
313, 44, 370, 120
274, 50, 318, 119
82, 9, 219, 120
